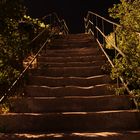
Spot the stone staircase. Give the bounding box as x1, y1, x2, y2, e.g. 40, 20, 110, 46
0, 33, 140, 139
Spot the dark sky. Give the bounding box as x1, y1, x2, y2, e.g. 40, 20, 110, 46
24, 0, 120, 33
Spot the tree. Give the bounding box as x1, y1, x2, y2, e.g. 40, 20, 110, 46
0, 0, 48, 95
109, 0, 140, 107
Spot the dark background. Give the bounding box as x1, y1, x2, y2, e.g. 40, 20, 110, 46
24, 0, 120, 33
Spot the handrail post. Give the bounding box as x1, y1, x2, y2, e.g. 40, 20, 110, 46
95, 16, 98, 39
91, 15, 94, 36
50, 15, 52, 28
102, 19, 105, 47
113, 24, 119, 88
84, 18, 87, 33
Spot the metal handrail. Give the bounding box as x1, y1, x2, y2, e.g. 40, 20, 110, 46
84, 11, 138, 108
84, 11, 120, 27
95, 26, 125, 57
0, 13, 69, 103
42, 12, 69, 35
84, 11, 124, 63
0, 28, 49, 103
85, 11, 140, 37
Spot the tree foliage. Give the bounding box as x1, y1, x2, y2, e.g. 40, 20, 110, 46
109, 0, 140, 107
0, 0, 48, 94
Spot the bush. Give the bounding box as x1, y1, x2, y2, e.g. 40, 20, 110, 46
0, 0, 50, 97
109, 0, 140, 108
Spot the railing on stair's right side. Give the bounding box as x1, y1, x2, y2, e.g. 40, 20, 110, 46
0, 13, 69, 103
84, 11, 138, 108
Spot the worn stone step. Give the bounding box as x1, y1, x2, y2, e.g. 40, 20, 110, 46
50, 35, 94, 48
40, 48, 102, 57
51, 33, 93, 42
0, 110, 139, 133
49, 41, 96, 49
50, 38, 93, 44
1, 131, 140, 140
67, 33, 92, 38
52, 37, 93, 42
38, 61, 105, 68
41, 47, 101, 56
30, 66, 103, 77
50, 42, 94, 49
28, 75, 112, 87
53, 36, 93, 42
52, 34, 93, 42
25, 84, 115, 97
37, 55, 106, 63
11, 95, 131, 113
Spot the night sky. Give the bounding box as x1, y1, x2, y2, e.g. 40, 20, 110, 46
24, 0, 120, 33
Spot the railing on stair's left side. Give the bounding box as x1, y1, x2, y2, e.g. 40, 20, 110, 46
84, 11, 138, 108
0, 13, 69, 103
42, 12, 69, 35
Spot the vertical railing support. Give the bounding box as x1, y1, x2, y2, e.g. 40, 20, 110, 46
95, 16, 98, 39
102, 19, 105, 47
113, 24, 119, 88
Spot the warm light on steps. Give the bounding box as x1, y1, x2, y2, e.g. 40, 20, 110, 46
25, 84, 117, 97
0, 131, 140, 139
28, 75, 113, 87
10, 95, 131, 113
0, 33, 139, 139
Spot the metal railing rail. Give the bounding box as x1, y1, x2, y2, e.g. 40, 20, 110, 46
84, 11, 138, 108
42, 12, 69, 35
0, 13, 69, 103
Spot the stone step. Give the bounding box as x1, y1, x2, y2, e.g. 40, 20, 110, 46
67, 33, 92, 38
50, 36, 94, 48
1, 131, 140, 140
40, 47, 102, 57
37, 55, 106, 63
41, 47, 101, 55
38, 61, 105, 67
11, 95, 131, 113
54, 35, 93, 41
30, 66, 103, 77
47, 33, 94, 50
52, 37, 93, 42
54, 33, 93, 41
25, 84, 115, 97
52, 35, 93, 42
50, 42, 94, 49
50, 38, 93, 44
28, 75, 112, 87
0, 110, 139, 133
